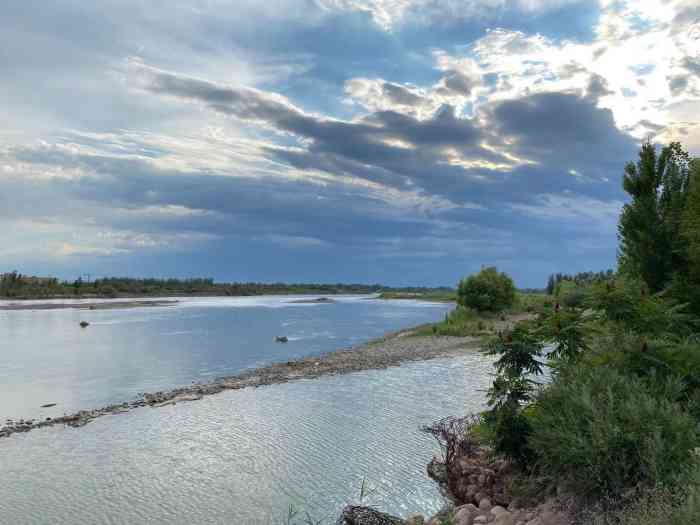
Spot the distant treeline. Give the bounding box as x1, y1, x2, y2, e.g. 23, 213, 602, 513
545, 270, 615, 295
0, 271, 453, 299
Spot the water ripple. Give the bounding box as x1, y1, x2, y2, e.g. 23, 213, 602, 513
0, 353, 493, 524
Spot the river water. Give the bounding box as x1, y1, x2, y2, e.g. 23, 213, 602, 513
0, 296, 495, 524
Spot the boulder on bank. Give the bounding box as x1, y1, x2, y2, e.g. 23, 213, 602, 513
337, 506, 405, 525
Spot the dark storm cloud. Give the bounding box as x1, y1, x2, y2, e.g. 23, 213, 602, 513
3, 148, 439, 245
137, 63, 638, 209
134, 64, 507, 193
440, 71, 474, 95
585, 73, 615, 101
487, 91, 637, 197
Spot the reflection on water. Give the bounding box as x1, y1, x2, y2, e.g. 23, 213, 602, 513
0, 296, 452, 420
0, 353, 493, 525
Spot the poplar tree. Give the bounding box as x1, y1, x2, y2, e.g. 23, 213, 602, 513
618, 141, 690, 292
681, 159, 700, 311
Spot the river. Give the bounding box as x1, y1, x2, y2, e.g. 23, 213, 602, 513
0, 296, 495, 524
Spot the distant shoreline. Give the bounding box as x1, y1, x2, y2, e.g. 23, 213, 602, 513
0, 293, 455, 311
0, 299, 179, 311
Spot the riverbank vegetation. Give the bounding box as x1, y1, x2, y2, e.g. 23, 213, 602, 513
451, 143, 700, 523
414, 271, 549, 338
377, 289, 457, 302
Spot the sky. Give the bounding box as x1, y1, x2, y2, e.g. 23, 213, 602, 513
1, 0, 699, 288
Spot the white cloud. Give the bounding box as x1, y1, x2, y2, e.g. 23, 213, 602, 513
344, 0, 700, 150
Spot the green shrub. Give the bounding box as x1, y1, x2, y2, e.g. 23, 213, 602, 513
584, 332, 700, 413
589, 477, 700, 525
458, 267, 516, 312
538, 306, 590, 363
528, 365, 698, 499
484, 402, 534, 465
589, 278, 694, 337
483, 324, 544, 464
416, 306, 496, 337
486, 323, 545, 379
555, 280, 587, 308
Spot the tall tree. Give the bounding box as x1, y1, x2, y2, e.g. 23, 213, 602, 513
618, 141, 690, 292
681, 159, 700, 311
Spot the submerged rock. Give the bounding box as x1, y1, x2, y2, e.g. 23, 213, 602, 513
290, 297, 336, 304
275, 336, 289, 343
337, 506, 405, 525
79, 321, 90, 328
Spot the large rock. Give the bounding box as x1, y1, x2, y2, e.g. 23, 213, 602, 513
427, 457, 448, 483
336, 506, 405, 525
454, 505, 476, 525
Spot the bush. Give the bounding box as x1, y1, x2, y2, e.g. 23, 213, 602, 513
416, 306, 497, 337
485, 403, 534, 465
589, 476, 700, 525
483, 324, 544, 464
528, 365, 698, 499
99, 285, 118, 298
588, 278, 695, 337
458, 267, 516, 312
555, 280, 587, 308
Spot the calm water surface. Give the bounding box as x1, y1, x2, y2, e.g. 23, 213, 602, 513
0, 296, 497, 524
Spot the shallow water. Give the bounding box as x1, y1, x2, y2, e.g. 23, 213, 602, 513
0, 354, 494, 524
0, 295, 452, 420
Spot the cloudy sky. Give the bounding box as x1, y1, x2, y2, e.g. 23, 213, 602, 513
2, 0, 699, 287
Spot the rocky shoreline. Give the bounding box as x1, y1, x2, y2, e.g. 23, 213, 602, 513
1, 328, 485, 440
338, 446, 573, 525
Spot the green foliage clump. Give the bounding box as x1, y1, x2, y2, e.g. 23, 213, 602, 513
590, 475, 700, 525
589, 277, 694, 337
680, 159, 700, 314
458, 267, 516, 312
487, 323, 545, 379
539, 305, 590, 363
415, 306, 498, 337
483, 324, 544, 464
528, 365, 698, 499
